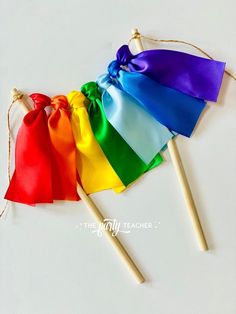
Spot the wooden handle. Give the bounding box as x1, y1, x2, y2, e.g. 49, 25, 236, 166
131, 29, 208, 251
77, 184, 145, 283
167, 139, 208, 250
12, 88, 145, 283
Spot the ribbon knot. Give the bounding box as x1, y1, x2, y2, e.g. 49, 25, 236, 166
81, 82, 101, 102
108, 45, 133, 78
116, 45, 133, 65
108, 60, 121, 78
67, 91, 89, 109
30, 93, 51, 110
96, 74, 112, 90
51, 95, 68, 110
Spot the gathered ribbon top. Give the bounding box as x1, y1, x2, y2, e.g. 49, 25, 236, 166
30, 93, 51, 109
81, 81, 101, 102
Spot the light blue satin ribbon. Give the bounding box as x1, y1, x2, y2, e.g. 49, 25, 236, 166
96, 74, 174, 164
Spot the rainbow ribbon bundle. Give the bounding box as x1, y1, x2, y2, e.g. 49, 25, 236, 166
4, 29, 230, 283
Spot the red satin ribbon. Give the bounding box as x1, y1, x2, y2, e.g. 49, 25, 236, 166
49, 95, 79, 200
5, 94, 53, 205
5, 93, 79, 205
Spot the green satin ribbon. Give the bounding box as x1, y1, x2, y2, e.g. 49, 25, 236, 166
81, 82, 163, 186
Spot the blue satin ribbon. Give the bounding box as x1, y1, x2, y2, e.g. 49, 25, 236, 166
96, 74, 174, 164
115, 45, 225, 102
108, 61, 206, 137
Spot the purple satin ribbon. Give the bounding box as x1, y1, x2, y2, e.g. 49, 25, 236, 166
115, 45, 225, 102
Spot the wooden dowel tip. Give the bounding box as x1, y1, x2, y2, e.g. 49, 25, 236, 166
131, 28, 139, 35
11, 88, 19, 96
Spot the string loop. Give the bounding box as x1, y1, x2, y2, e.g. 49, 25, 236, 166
129, 32, 236, 81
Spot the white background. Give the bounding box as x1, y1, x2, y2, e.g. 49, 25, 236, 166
0, 1, 236, 313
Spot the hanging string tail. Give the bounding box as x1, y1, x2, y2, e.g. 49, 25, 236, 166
0, 91, 24, 218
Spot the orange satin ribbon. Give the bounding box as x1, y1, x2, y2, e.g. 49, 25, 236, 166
48, 95, 79, 200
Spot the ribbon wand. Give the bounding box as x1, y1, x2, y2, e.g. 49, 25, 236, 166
10, 88, 145, 283
131, 29, 208, 251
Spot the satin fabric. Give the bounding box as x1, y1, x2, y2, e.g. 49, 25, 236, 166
48, 95, 79, 200
5, 94, 53, 205
81, 82, 163, 187
67, 90, 125, 194
115, 45, 225, 102
97, 74, 174, 164
108, 63, 206, 137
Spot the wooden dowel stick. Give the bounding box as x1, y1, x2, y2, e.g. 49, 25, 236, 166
11, 88, 145, 283
167, 140, 208, 250
131, 28, 208, 251
76, 184, 145, 283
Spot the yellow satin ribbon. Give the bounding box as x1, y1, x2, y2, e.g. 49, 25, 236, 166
67, 91, 125, 194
